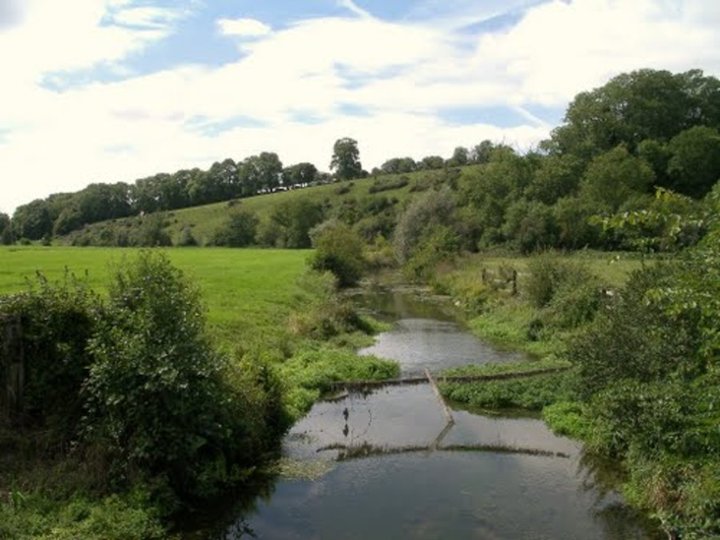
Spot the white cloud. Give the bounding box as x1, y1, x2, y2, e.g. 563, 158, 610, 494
110, 6, 186, 30
337, 0, 373, 20
217, 17, 272, 38
1, 0, 718, 215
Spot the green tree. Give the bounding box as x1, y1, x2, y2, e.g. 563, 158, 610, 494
394, 188, 456, 263
12, 199, 53, 240
310, 221, 366, 287
667, 126, 720, 198
270, 199, 324, 248
134, 214, 171, 247
282, 162, 318, 187
503, 200, 558, 253
579, 145, 655, 211
381, 157, 416, 174
212, 209, 258, 247
330, 138, 362, 180
0, 213, 11, 244
547, 69, 720, 159
525, 154, 584, 204
419, 155, 444, 170
447, 146, 469, 166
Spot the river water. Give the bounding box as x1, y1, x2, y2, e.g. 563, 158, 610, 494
218, 287, 659, 539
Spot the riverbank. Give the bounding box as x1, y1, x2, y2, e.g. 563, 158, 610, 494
0, 249, 399, 539
213, 282, 659, 539
417, 250, 719, 539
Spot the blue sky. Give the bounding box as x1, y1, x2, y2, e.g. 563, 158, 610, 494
1, 0, 718, 214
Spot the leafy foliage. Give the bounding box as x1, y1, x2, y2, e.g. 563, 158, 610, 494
0, 273, 99, 437
211, 209, 259, 247
330, 137, 363, 180
82, 252, 282, 498
310, 221, 366, 287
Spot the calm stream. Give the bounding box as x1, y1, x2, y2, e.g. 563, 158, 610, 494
218, 287, 659, 539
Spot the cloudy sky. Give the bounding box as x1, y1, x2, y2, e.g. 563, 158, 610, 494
1, 0, 718, 215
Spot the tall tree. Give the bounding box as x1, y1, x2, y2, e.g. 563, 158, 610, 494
447, 146, 469, 167
547, 69, 720, 160
667, 126, 720, 198
12, 199, 52, 240
0, 213, 11, 244
579, 145, 655, 211
283, 162, 317, 187
330, 138, 362, 180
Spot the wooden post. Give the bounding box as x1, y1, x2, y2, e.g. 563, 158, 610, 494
511, 270, 518, 296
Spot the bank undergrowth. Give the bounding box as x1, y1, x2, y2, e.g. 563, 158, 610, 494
0, 251, 397, 538
429, 243, 720, 538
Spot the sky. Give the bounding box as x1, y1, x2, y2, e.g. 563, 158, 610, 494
1, 0, 718, 215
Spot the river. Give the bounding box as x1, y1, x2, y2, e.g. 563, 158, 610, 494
216, 286, 660, 539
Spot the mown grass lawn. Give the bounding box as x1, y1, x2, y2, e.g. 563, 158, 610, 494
0, 246, 311, 348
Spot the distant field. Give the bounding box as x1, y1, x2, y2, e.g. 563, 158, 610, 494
0, 246, 311, 348
455, 250, 650, 288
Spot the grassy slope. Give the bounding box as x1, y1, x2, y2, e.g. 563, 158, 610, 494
0, 246, 310, 348
59, 168, 451, 246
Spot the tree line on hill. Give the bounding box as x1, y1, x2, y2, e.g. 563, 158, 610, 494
0, 135, 475, 244
1, 68, 719, 258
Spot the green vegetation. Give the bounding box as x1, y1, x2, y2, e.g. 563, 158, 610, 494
0, 249, 397, 537
2, 67, 720, 538
432, 239, 720, 536
309, 221, 366, 287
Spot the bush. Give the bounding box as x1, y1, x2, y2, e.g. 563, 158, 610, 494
525, 254, 595, 308
0, 273, 100, 437
211, 209, 258, 247
570, 264, 703, 397
288, 271, 372, 339
176, 226, 198, 247
82, 252, 280, 498
368, 176, 409, 194
310, 222, 366, 287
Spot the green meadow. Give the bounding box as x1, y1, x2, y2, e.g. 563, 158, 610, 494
0, 246, 311, 348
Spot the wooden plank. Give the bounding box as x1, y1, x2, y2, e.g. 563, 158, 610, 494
327, 366, 570, 390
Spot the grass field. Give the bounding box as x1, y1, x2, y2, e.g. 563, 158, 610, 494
451, 249, 649, 288
0, 246, 312, 348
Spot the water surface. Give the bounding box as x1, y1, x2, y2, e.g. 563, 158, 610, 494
220, 288, 658, 539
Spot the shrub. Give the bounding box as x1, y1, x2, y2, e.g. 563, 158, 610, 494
570, 264, 703, 398
0, 273, 100, 437
368, 176, 409, 193
81, 252, 279, 498
211, 209, 258, 247
525, 254, 594, 308
310, 222, 366, 287
176, 226, 198, 247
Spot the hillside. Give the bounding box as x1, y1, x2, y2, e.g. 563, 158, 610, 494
59, 167, 462, 247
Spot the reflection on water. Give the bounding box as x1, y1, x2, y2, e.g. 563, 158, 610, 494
357, 288, 526, 375
360, 318, 526, 375
218, 288, 659, 540
223, 386, 655, 540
